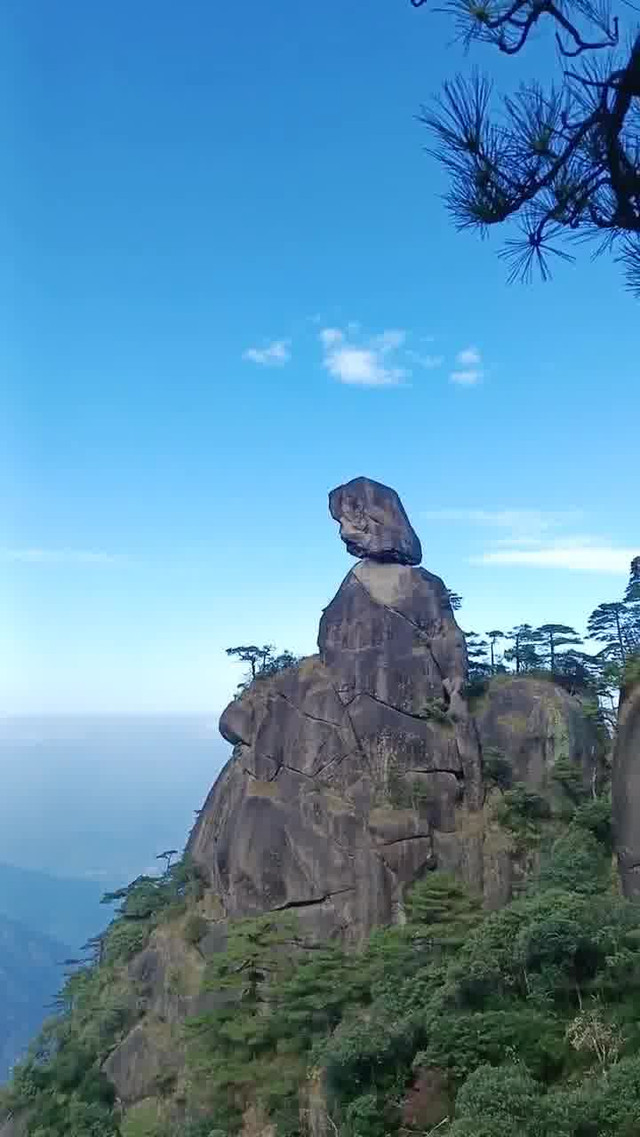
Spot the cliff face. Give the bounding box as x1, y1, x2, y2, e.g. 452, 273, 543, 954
613, 678, 640, 898
187, 478, 598, 939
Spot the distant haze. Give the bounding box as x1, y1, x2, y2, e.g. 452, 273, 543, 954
0, 716, 227, 881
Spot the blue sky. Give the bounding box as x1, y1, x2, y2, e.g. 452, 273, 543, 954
2, 0, 638, 715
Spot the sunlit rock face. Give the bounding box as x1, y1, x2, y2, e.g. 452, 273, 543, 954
188, 478, 598, 940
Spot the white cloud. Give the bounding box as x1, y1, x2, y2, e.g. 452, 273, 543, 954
242, 339, 291, 367
450, 369, 483, 386
407, 350, 444, 370
0, 548, 126, 564
372, 329, 406, 351
320, 325, 409, 387
423, 509, 582, 536
456, 346, 481, 366
473, 545, 637, 574
450, 345, 484, 386
319, 327, 343, 348
423, 506, 636, 574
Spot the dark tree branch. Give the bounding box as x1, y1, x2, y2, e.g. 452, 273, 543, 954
414, 0, 640, 292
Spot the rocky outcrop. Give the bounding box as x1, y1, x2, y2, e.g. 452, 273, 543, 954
613, 679, 640, 898
101, 917, 223, 1107
187, 478, 600, 940
329, 476, 422, 565
474, 675, 599, 795
188, 479, 484, 939
192, 489, 469, 935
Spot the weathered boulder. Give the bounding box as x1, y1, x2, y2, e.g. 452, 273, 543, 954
187, 480, 601, 940
329, 476, 422, 565
474, 675, 599, 795
613, 679, 640, 898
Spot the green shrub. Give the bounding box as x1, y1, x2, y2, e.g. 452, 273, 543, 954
483, 748, 514, 790
420, 697, 450, 725
321, 1014, 422, 1105
572, 796, 613, 850
103, 919, 152, 964
183, 914, 210, 947
121, 1100, 168, 1137
496, 783, 551, 846
448, 1064, 546, 1137
343, 1092, 397, 1137
537, 827, 611, 895
422, 1009, 565, 1084
551, 754, 587, 804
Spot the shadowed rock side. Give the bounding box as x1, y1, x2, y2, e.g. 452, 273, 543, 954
329, 476, 422, 565
613, 680, 640, 898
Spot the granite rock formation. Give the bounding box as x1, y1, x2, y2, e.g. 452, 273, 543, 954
474, 675, 599, 796
613, 677, 640, 898
187, 478, 599, 939
93, 479, 603, 1121
328, 476, 422, 565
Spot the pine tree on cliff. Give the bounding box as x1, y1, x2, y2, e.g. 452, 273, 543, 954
487, 629, 504, 673
537, 624, 582, 672
411, 0, 640, 294
624, 557, 640, 650
504, 624, 544, 673
626, 557, 640, 604
587, 598, 636, 662
225, 644, 298, 690
465, 632, 491, 678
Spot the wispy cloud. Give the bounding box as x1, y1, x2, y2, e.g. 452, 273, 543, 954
242, 339, 291, 367
407, 350, 444, 370
450, 345, 484, 386
0, 548, 126, 564
423, 508, 582, 540
473, 544, 637, 574
320, 326, 409, 387
422, 508, 636, 573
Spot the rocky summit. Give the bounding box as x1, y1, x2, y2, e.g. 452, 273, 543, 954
328, 475, 422, 565
187, 479, 598, 940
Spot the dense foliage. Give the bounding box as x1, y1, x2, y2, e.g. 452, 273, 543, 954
0, 857, 204, 1137
6, 783, 640, 1137
2, 562, 638, 1135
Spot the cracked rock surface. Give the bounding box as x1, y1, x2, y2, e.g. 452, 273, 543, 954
188, 482, 484, 940
613, 680, 640, 899
187, 480, 600, 940
329, 475, 422, 565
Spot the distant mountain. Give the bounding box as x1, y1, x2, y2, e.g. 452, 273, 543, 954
0, 862, 112, 949
0, 864, 114, 1086
0, 715, 226, 880
0, 912, 69, 1083
0, 714, 227, 1086
0, 715, 227, 1085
